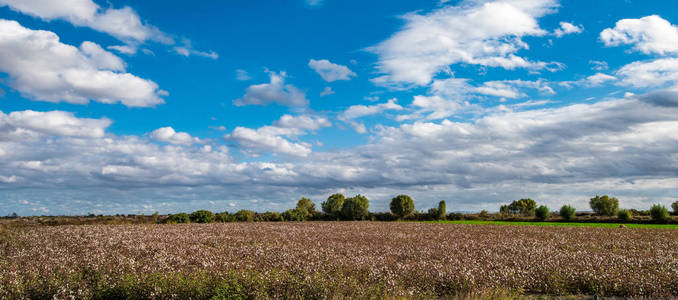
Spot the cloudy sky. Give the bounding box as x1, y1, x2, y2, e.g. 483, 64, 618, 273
1, 0, 678, 215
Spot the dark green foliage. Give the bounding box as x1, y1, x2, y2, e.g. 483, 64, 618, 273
167, 213, 190, 224
499, 205, 510, 215
617, 209, 632, 221
342, 194, 370, 220
282, 209, 304, 221
479, 210, 489, 220
211, 278, 246, 300
535, 205, 550, 221
507, 198, 537, 216
216, 212, 235, 222
389, 194, 415, 219
589, 195, 619, 216
427, 208, 439, 220
559, 205, 576, 221
321, 193, 345, 218
189, 210, 215, 223
295, 198, 316, 220
257, 212, 283, 222
672, 201, 678, 215
437, 201, 447, 220
650, 204, 670, 223
234, 210, 255, 222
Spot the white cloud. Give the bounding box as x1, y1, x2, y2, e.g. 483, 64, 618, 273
475, 79, 555, 99
150, 127, 201, 145
236, 69, 251, 81
308, 59, 356, 82
589, 60, 609, 71
585, 73, 617, 87
0, 0, 218, 58
233, 71, 308, 107
601, 15, 678, 55
553, 22, 583, 37
226, 114, 330, 157
320, 86, 334, 97
0, 20, 166, 107
616, 58, 678, 89
0, 110, 111, 139
368, 0, 560, 86
340, 99, 403, 133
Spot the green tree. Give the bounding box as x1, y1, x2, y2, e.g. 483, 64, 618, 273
167, 213, 190, 224
535, 205, 550, 221
589, 195, 619, 216
437, 201, 447, 220
321, 193, 345, 218
282, 209, 304, 221
672, 201, 678, 215
650, 204, 670, 223
295, 197, 316, 220
617, 209, 632, 221
390, 194, 415, 219
234, 210, 255, 222
559, 205, 576, 221
507, 198, 537, 216
189, 210, 215, 223
342, 194, 370, 220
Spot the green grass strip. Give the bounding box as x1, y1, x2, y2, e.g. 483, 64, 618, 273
422, 220, 678, 229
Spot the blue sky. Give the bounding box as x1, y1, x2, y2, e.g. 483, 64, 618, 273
1, 0, 678, 215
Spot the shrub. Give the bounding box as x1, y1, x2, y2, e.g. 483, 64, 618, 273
617, 209, 632, 221
258, 212, 283, 222
507, 198, 537, 216
189, 210, 215, 223
479, 210, 489, 220
282, 209, 304, 222
535, 205, 550, 221
216, 212, 235, 222
650, 204, 670, 223
672, 201, 678, 215
342, 194, 370, 220
589, 195, 619, 216
390, 194, 415, 219
295, 198, 316, 220
234, 210, 255, 222
167, 213, 190, 224
427, 208, 439, 220
437, 201, 447, 220
559, 205, 576, 220
321, 193, 345, 219
499, 205, 510, 215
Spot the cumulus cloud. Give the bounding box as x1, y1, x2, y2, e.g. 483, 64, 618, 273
0, 20, 166, 107
0, 0, 216, 57
475, 79, 555, 98
233, 71, 308, 107
553, 22, 583, 37
226, 114, 330, 157
0, 110, 111, 139
150, 127, 201, 145
340, 99, 403, 133
308, 59, 356, 82
368, 0, 560, 86
616, 58, 678, 89
3, 94, 678, 214
601, 15, 678, 55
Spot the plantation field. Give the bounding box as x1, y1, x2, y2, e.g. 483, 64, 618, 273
426, 220, 678, 229
1, 222, 678, 299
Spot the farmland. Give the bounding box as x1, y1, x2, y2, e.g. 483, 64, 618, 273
1, 222, 677, 299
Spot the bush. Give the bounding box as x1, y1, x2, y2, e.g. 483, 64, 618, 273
437, 201, 447, 220
672, 201, 678, 215
617, 209, 632, 221
234, 210, 255, 222
167, 213, 190, 224
216, 212, 235, 222
589, 195, 619, 216
427, 208, 439, 220
258, 212, 283, 222
321, 193, 345, 219
189, 210, 215, 223
390, 194, 415, 219
559, 205, 576, 221
295, 198, 316, 220
507, 198, 537, 216
342, 194, 370, 220
282, 209, 304, 222
479, 210, 489, 220
650, 204, 670, 223
535, 205, 550, 221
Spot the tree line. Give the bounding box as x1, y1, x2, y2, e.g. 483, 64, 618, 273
166, 193, 678, 224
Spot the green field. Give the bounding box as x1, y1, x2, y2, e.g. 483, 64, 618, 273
424, 220, 678, 229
